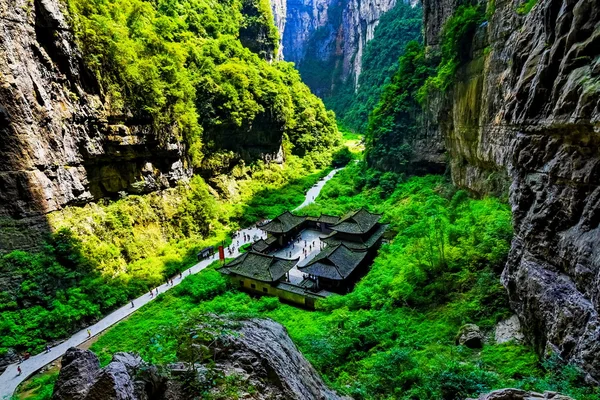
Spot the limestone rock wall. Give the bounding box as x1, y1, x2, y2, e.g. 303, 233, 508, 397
0, 0, 190, 250
271, 0, 401, 95
422, 0, 600, 382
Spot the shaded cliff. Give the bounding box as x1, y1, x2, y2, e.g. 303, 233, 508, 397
0, 0, 189, 250
0, 0, 338, 252
418, 0, 600, 382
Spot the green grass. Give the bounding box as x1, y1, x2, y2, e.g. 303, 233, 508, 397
15, 371, 58, 400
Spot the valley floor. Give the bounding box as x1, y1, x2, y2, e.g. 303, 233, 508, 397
13, 162, 599, 400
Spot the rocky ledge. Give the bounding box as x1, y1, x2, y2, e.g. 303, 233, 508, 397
52, 319, 346, 400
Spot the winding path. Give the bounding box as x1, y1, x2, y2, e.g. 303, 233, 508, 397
0, 167, 341, 399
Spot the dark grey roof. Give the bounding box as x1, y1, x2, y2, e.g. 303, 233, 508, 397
220, 251, 297, 282
260, 211, 306, 234
298, 244, 367, 280
330, 208, 381, 234
322, 224, 388, 249
318, 214, 341, 224
252, 239, 270, 253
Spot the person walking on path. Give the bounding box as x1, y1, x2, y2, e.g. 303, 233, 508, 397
131, 301, 134, 308
17, 366, 21, 376
87, 329, 91, 338
149, 290, 154, 298
45, 345, 51, 353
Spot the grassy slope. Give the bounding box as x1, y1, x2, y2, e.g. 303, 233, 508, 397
18, 164, 598, 400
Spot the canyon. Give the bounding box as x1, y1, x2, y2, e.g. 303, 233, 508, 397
271, 0, 410, 96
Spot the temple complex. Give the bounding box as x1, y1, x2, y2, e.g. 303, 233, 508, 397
219, 208, 387, 308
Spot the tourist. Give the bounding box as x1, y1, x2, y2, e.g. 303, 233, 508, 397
45, 345, 51, 353
87, 329, 91, 338
17, 366, 22, 376
149, 290, 153, 298
131, 301, 134, 308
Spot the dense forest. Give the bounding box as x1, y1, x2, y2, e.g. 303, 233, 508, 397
66, 0, 338, 166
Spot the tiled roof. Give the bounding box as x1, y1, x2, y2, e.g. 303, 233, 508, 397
318, 214, 340, 224
298, 244, 367, 280
251, 239, 270, 253
220, 251, 297, 282
322, 224, 388, 249
330, 208, 381, 234
260, 211, 306, 233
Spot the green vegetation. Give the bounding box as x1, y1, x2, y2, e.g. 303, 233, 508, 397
324, 2, 422, 133
66, 0, 338, 166
0, 153, 329, 357
15, 370, 58, 400
517, 0, 538, 15
2, 0, 346, 360
365, 4, 485, 171
418, 4, 485, 102
17, 164, 598, 400
71, 163, 594, 399
365, 41, 434, 171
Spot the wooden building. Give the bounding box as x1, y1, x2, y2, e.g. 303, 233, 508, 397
219, 251, 298, 295
298, 244, 368, 293
251, 236, 278, 253
218, 251, 329, 308
259, 211, 307, 246
300, 208, 387, 294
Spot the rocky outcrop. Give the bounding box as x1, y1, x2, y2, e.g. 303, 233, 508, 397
52, 319, 346, 400
0, 0, 190, 251
272, 0, 402, 96
456, 323, 484, 348
421, 0, 600, 382
495, 315, 525, 344
466, 388, 574, 400
217, 318, 346, 400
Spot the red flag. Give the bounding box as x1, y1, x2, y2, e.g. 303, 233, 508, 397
218, 245, 225, 261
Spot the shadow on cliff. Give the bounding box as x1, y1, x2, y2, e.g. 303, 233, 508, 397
0, 113, 54, 254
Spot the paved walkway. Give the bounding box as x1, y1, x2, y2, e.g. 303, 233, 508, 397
271, 229, 326, 284
293, 168, 341, 212
0, 167, 342, 399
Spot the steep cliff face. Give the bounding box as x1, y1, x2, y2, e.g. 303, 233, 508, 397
422, 0, 600, 382
272, 0, 400, 96
0, 0, 190, 250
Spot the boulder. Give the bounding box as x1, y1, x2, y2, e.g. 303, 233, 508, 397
52, 319, 347, 400
52, 348, 101, 400
456, 324, 483, 348
495, 315, 525, 344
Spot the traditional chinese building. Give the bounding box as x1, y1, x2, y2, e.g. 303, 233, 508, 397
218, 251, 328, 308
298, 244, 368, 293
321, 209, 388, 251
220, 208, 387, 306
259, 211, 307, 246
300, 208, 387, 293
219, 251, 297, 295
